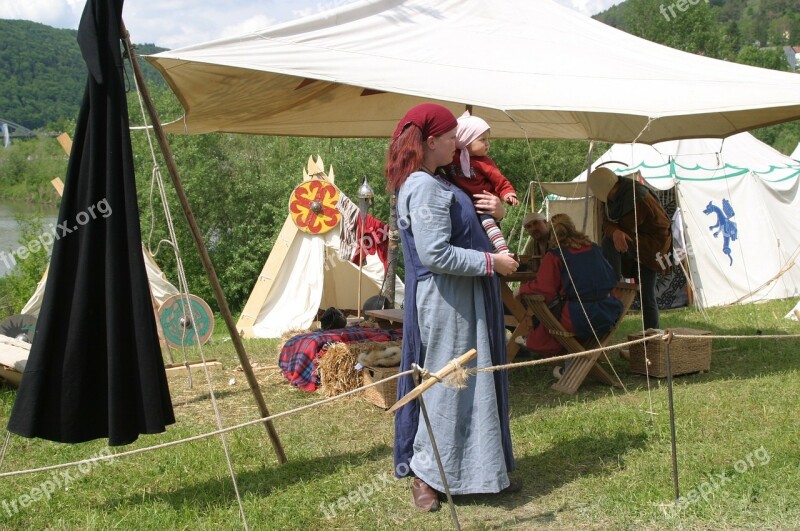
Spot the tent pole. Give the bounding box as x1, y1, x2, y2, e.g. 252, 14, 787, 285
582, 140, 595, 234
122, 23, 287, 464
383, 196, 399, 308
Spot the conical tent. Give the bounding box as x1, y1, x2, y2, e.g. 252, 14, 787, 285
21, 245, 179, 316
550, 132, 800, 309
236, 158, 404, 339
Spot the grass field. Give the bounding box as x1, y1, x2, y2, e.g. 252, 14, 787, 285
1, 299, 799, 530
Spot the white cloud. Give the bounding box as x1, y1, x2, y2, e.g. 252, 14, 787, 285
0, 0, 82, 30
1, 0, 623, 49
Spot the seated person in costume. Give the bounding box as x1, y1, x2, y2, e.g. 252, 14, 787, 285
521, 211, 550, 272
449, 111, 518, 254
515, 214, 623, 374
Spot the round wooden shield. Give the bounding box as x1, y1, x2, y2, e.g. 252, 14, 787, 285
158, 294, 214, 348
289, 180, 340, 234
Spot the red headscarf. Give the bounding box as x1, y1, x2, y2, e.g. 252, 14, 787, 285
391, 103, 458, 142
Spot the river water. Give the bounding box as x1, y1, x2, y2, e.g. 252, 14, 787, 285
0, 200, 59, 277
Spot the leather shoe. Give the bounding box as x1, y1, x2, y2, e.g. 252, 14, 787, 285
500, 477, 524, 494
411, 478, 441, 512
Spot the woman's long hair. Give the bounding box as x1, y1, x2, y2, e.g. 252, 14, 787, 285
385, 125, 424, 192
549, 213, 593, 249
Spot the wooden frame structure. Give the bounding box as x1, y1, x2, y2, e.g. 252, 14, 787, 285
521, 281, 638, 395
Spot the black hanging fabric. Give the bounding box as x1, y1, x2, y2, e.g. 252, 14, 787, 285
7, 0, 175, 446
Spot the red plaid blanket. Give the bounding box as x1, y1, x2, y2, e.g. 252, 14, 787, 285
279, 327, 403, 391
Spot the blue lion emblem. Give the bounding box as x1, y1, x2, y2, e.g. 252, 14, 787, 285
703, 199, 738, 266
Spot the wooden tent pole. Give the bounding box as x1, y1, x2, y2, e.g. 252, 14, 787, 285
383, 196, 398, 308
121, 23, 287, 464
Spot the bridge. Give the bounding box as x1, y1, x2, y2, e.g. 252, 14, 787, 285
0, 118, 37, 138
1, 118, 61, 147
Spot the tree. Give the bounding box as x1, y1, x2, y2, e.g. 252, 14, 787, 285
736, 45, 789, 70
622, 0, 728, 58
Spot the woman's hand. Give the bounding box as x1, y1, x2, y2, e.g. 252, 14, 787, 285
492, 253, 519, 276
612, 229, 633, 253
474, 191, 505, 220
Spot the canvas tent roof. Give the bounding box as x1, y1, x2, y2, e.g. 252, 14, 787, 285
573, 132, 800, 190
553, 133, 800, 308
147, 0, 800, 143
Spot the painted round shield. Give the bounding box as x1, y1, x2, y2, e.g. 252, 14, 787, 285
0, 314, 38, 343
289, 180, 340, 234
158, 294, 214, 348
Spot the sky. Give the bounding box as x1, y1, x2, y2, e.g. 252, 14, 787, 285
0, 0, 622, 50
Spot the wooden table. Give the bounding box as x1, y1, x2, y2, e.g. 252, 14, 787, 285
500, 271, 537, 362
364, 308, 404, 329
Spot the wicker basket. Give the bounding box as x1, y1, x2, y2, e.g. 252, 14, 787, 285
628, 328, 712, 377
362, 365, 399, 409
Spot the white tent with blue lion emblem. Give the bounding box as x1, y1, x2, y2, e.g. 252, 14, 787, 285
557, 132, 800, 309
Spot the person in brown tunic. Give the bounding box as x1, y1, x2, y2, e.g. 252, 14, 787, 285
588, 168, 672, 329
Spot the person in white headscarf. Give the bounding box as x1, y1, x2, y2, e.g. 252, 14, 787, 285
447, 111, 518, 254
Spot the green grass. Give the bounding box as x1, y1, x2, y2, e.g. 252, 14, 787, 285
1, 299, 799, 530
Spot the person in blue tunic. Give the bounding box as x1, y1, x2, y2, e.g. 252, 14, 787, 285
516, 213, 623, 375
385, 103, 519, 511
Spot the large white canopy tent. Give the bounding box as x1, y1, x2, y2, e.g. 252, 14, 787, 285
147, 0, 800, 143
550, 132, 800, 309
145, 0, 800, 322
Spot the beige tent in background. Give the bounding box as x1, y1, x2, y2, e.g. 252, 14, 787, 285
21, 245, 179, 317
236, 158, 404, 339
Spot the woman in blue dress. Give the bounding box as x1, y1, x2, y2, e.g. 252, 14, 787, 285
386, 103, 519, 511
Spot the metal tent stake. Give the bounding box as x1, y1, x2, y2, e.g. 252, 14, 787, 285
122, 22, 286, 464
415, 369, 461, 531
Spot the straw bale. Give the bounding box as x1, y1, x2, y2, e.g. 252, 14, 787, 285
318, 342, 362, 397
318, 340, 402, 397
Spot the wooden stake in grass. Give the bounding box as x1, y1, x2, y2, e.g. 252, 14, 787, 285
387, 349, 477, 413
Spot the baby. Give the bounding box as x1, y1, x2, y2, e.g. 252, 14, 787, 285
450, 112, 518, 253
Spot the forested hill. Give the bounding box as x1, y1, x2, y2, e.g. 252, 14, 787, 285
595, 0, 799, 60
0, 19, 166, 131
